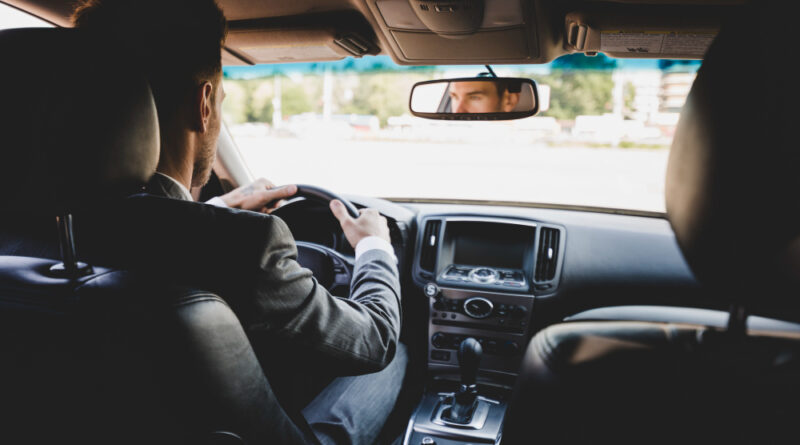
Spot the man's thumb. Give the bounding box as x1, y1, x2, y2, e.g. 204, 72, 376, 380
330, 199, 351, 224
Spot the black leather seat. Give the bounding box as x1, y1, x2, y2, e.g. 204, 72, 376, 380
0, 28, 315, 444
503, 2, 800, 443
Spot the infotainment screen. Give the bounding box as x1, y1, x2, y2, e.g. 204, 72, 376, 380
449, 221, 534, 270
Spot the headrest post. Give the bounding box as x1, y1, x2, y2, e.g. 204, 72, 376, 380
49, 213, 93, 279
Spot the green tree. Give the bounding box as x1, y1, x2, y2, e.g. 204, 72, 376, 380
281, 79, 318, 116
221, 79, 274, 123
337, 72, 427, 126
532, 71, 614, 120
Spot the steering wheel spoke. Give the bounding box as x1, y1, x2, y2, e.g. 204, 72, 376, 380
296, 241, 354, 296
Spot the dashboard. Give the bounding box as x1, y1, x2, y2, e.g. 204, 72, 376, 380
275, 196, 700, 382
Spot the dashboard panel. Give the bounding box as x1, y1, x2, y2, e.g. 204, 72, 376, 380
274, 196, 701, 382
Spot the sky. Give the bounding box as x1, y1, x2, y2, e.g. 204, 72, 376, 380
222, 55, 700, 80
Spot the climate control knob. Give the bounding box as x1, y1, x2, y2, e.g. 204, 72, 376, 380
510, 305, 527, 319
463, 297, 494, 319
431, 332, 447, 349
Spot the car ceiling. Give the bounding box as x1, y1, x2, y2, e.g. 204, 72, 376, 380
3, 0, 746, 65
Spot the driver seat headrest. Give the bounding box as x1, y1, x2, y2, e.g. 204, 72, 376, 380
0, 27, 159, 216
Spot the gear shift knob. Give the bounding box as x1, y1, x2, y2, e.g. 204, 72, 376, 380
458, 338, 482, 386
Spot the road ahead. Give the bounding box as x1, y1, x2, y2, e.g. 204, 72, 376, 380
235, 136, 669, 213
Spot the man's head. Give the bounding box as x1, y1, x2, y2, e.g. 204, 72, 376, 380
448, 80, 521, 114
72, 0, 228, 187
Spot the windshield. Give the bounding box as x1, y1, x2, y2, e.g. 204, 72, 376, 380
222, 55, 700, 213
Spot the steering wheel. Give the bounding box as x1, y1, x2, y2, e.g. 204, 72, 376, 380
287, 184, 361, 296
294, 184, 360, 219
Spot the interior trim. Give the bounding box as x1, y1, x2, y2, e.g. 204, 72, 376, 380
387, 197, 666, 218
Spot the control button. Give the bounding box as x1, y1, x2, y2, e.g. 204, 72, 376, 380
450, 313, 456, 319
510, 305, 527, 319
431, 333, 446, 349
463, 297, 494, 319
430, 350, 450, 362
424, 283, 439, 297
469, 268, 499, 284
433, 298, 446, 311
486, 340, 498, 353
441, 312, 448, 318
495, 304, 509, 317
502, 341, 520, 355
421, 437, 436, 445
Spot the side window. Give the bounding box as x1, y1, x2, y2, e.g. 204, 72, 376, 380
0, 3, 53, 30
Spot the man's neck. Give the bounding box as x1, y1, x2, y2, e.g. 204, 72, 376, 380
156, 134, 195, 191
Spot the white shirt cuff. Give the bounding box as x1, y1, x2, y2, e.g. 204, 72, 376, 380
205, 196, 228, 208
355, 236, 397, 263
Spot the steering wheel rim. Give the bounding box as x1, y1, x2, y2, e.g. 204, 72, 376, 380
294, 184, 360, 219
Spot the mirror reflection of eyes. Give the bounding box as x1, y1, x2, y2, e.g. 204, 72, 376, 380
410, 78, 538, 120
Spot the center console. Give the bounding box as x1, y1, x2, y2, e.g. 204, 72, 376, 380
406, 216, 564, 445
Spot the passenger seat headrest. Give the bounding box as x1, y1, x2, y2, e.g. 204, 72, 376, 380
666, 1, 800, 312
0, 28, 159, 215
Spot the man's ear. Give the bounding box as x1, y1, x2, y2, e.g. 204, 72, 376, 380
502, 91, 521, 112
194, 81, 214, 132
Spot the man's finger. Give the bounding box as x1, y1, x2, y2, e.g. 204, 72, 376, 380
330, 199, 353, 225
263, 184, 297, 201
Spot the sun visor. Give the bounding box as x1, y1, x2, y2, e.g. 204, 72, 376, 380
564, 7, 723, 59
223, 12, 380, 65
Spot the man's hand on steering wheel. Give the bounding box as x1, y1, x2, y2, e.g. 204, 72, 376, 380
330, 200, 391, 248
218, 178, 298, 213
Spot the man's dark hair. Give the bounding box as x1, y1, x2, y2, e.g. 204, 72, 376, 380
492, 79, 523, 96
72, 0, 228, 126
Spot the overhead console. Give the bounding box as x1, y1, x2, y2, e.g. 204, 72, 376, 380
366, 0, 545, 64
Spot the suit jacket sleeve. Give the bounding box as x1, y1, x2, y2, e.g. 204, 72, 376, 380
245, 215, 402, 374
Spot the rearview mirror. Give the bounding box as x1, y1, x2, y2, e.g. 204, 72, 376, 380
409, 77, 538, 120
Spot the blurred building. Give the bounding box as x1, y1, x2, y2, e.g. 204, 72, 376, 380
660, 71, 695, 112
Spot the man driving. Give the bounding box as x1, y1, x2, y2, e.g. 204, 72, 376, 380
448, 80, 521, 113
70, 1, 407, 444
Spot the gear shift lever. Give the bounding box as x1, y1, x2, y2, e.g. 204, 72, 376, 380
443, 338, 482, 424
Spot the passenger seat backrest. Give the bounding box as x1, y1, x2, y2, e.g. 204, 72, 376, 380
502, 2, 800, 443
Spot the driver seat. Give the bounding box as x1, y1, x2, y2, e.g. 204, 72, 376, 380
0, 28, 316, 444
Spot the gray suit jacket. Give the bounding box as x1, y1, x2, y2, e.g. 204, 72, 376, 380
139, 174, 403, 374
2, 174, 402, 376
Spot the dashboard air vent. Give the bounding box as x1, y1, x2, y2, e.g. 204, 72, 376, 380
535, 227, 560, 282
419, 219, 441, 273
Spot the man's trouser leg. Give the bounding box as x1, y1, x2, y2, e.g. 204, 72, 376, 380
302, 343, 409, 445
